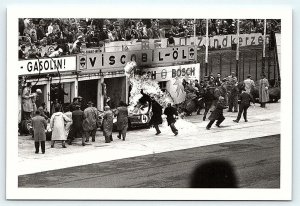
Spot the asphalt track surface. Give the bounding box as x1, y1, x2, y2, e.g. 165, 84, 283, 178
18, 134, 280, 188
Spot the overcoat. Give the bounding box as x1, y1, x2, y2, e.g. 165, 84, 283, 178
50, 112, 71, 141
32, 115, 47, 141
258, 78, 270, 103
82, 106, 98, 131
103, 110, 114, 137
22, 86, 33, 112
64, 111, 72, 136
208, 99, 227, 121
149, 101, 163, 126
116, 106, 129, 131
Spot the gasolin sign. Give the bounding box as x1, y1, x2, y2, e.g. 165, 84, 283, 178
18, 56, 76, 76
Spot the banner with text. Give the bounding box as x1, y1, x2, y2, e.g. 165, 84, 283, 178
77, 46, 197, 71
144, 63, 200, 104
143, 63, 200, 82
102, 33, 270, 52
18, 56, 76, 76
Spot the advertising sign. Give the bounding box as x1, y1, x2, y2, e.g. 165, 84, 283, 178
18, 56, 76, 76
144, 63, 200, 104
102, 33, 269, 52
144, 63, 200, 82
77, 46, 197, 71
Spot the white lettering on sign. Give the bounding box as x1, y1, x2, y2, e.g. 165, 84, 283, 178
18, 56, 76, 76
78, 46, 197, 70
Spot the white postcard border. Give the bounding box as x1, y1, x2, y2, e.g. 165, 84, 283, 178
6, 5, 292, 200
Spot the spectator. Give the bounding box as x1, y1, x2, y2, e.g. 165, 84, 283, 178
47, 22, 53, 36
99, 26, 108, 41
32, 110, 47, 154
244, 74, 255, 94
56, 83, 68, 104
31, 88, 42, 116
102, 106, 114, 143
228, 82, 239, 113
36, 25, 46, 41
50, 106, 71, 148
72, 35, 84, 51
23, 26, 31, 36
53, 22, 60, 34
71, 41, 82, 54
107, 29, 115, 42
258, 74, 270, 108
167, 32, 175, 47
40, 37, 48, 47
29, 26, 37, 43
71, 104, 85, 146
82, 101, 98, 142
49, 48, 63, 58
215, 73, 222, 87
18, 45, 27, 59
22, 82, 33, 120
38, 102, 50, 120
64, 106, 73, 138
124, 26, 132, 40
115, 101, 129, 141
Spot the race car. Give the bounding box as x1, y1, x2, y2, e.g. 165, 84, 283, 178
98, 103, 152, 131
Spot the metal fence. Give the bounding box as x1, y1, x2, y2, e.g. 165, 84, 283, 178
197, 46, 279, 84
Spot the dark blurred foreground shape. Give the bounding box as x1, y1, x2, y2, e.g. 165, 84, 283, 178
190, 159, 238, 188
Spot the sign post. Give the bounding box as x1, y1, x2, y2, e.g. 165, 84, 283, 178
236, 19, 240, 79
205, 19, 209, 76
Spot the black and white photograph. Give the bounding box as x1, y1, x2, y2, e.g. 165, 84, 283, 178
6, 5, 292, 200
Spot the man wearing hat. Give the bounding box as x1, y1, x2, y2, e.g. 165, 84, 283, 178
82, 101, 99, 142
71, 104, 84, 146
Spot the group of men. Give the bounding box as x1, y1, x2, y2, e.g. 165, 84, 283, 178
181, 71, 270, 130
21, 82, 48, 121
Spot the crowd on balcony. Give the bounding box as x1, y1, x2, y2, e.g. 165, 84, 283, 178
18, 18, 281, 59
